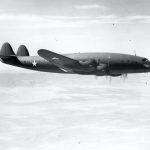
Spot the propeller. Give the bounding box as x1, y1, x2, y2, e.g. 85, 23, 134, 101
120, 73, 128, 80
94, 75, 98, 80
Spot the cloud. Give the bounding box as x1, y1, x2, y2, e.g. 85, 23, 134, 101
0, 14, 93, 29
0, 14, 150, 31
98, 14, 150, 24
98, 14, 121, 23
0, 14, 121, 29
75, 4, 109, 10
125, 15, 150, 23
126, 15, 150, 20
0, 14, 91, 22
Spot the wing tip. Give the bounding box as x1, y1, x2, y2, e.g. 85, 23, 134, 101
38, 49, 51, 56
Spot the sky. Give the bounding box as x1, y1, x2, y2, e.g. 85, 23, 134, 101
0, 0, 150, 70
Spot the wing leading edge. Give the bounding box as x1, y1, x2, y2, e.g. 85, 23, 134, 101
38, 49, 95, 73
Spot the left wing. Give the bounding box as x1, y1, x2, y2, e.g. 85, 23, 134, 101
38, 49, 95, 72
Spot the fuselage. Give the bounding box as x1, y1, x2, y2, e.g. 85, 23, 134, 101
2, 52, 150, 76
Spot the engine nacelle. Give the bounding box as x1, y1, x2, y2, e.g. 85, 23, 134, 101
95, 64, 108, 76
97, 64, 107, 71
79, 59, 95, 66
0, 42, 15, 56
17, 45, 29, 56
110, 74, 122, 77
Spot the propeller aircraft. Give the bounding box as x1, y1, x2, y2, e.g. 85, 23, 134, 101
0, 42, 150, 77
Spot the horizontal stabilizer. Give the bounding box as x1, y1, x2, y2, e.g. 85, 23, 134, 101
38, 49, 95, 72
0, 55, 13, 59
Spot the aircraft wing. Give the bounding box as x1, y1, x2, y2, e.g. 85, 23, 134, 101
38, 49, 95, 72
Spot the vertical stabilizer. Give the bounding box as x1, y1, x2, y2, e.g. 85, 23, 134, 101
0, 42, 15, 56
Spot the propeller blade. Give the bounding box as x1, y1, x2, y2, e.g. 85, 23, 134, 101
121, 73, 128, 80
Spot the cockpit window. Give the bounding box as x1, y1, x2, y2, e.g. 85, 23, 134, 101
142, 58, 149, 61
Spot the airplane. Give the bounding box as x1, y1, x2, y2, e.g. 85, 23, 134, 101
0, 42, 150, 77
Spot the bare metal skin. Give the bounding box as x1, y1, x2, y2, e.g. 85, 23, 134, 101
0, 43, 150, 77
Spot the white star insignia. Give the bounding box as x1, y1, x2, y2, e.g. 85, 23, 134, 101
32, 61, 37, 67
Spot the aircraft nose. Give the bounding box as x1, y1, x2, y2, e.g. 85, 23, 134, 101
143, 60, 150, 67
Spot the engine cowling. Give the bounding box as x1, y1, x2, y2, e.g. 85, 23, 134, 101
110, 74, 122, 77
17, 45, 29, 56
97, 64, 107, 71
79, 59, 95, 66
95, 63, 108, 76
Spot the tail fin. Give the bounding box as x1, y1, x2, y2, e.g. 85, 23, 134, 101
17, 45, 29, 56
0, 42, 15, 56
0, 43, 17, 64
